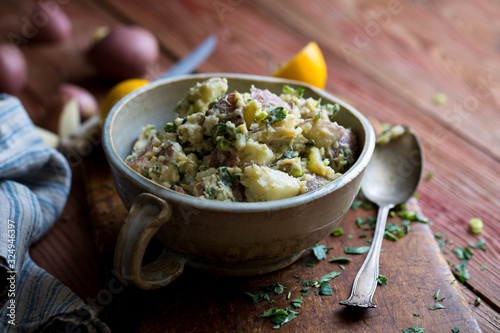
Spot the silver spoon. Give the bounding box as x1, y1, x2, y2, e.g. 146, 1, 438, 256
340, 126, 423, 307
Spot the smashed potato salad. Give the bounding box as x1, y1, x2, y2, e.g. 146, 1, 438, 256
126, 78, 358, 202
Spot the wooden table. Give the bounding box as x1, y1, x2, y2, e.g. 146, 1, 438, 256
2, 0, 499, 331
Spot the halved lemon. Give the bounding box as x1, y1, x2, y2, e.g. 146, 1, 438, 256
100, 78, 150, 125
272, 41, 327, 90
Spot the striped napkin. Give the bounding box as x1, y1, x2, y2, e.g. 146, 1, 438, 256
0, 94, 109, 332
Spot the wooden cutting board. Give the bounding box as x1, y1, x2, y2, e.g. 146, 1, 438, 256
85, 146, 481, 332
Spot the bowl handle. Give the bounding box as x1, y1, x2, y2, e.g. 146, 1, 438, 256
114, 192, 186, 290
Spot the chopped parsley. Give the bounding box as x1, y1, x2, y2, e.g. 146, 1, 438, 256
428, 303, 445, 310
163, 122, 178, 133
310, 244, 332, 261
425, 170, 435, 180
296, 87, 305, 98
205, 187, 215, 200
344, 246, 370, 254
356, 216, 376, 229
328, 256, 352, 263
452, 327, 460, 333
351, 198, 375, 210
260, 307, 299, 329
282, 85, 294, 94
282, 85, 305, 98
290, 297, 303, 308
438, 240, 448, 248
451, 247, 472, 283
217, 167, 234, 186
306, 260, 316, 267
264, 107, 287, 125
469, 239, 486, 251
434, 232, 444, 239
244, 282, 286, 303
325, 103, 341, 121
332, 227, 343, 236
319, 281, 333, 296
377, 275, 388, 285
305, 139, 316, 147
433, 289, 445, 302
301, 271, 341, 296
283, 146, 298, 159
403, 326, 425, 333
475, 297, 481, 306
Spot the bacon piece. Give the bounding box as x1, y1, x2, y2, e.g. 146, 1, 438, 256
207, 92, 244, 126
208, 148, 240, 168
251, 88, 290, 112
327, 128, 358, 171
127, 138, 154, 168
170, 185, 187, 194
306, 175, 329, 192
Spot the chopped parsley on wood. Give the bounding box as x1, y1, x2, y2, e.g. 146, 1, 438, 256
403, 326, 425, 333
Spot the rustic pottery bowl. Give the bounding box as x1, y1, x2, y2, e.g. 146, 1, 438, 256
102, 73, 375, 290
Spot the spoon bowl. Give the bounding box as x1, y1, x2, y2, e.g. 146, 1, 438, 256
340, 126, 423, 307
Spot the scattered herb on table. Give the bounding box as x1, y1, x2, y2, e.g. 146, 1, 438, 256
452, 327, 460, 333
438, 240, 448, 248
398, 210, 430, 224
475, 297, 481, 306
434, 232, 444, 239
429, 303, 445, 310
347, 234, 353, 239
310, 244, 333, 261
433, 289, 445, 302
302, 271, 341, 296
328, 256, 352, 263
260, 307, 299, 329
351, 198, 375, 210
306, 260, 316, 267
377, 275, 388, 285
403, 326, 425, 333
413, 313, 419, 317
480, 265, 486, 271
425, 170, 435, 180
332, 227, 343, 236
345, 246, 370, 254
377, 275, 387, 285
356, 216, 376, 229
469, 239, 486, 251
290, 297, 303, 308
452, 246, 473, 283
319, 281, 333, 296
244, 282, 286, 303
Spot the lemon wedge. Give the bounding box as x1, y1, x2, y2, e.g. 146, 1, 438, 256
100, 78, 150, 125
272, 41, 327, 90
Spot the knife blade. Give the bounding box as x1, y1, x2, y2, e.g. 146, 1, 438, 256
156, 34, 217, 80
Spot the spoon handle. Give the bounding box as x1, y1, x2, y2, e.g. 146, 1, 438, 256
340, 204, 392, 307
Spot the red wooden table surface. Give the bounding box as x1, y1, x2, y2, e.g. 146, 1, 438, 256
1, 0, 499, 331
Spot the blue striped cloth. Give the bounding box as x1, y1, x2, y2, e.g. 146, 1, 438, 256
0, 95, 109, 332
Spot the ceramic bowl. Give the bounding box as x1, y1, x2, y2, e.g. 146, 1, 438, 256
102, 73, 375, 290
